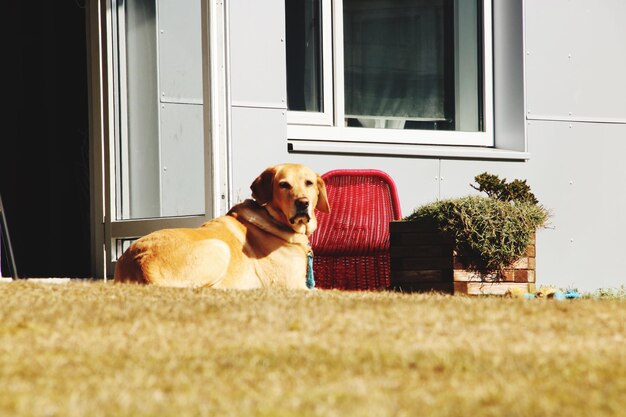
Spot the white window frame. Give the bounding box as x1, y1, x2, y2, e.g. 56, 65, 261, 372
287, 0, 494, 148
286, 0, 334, 126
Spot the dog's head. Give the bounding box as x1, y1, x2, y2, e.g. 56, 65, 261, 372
251, 164, 330, 235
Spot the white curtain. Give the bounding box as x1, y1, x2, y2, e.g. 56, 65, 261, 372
344, 0, 446, 127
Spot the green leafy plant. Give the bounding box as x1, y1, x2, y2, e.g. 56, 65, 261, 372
470, 172, 539, 205
404, 173, 550, 275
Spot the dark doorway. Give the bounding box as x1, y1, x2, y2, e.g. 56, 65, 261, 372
2, 2, 91, 277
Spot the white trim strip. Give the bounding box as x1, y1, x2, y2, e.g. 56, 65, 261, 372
288, 124, 492, 146
232, 101, 287, 110
288, 140, 530, 160
527, 114, 626, 125
333, 0, 345, 125
160, 97, 203, 105
481, 0, 495, 145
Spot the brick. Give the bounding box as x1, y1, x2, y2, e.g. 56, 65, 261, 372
452, 257, 466, 270
502, 270, 516, 282
459, 282, 531, 296
453, 281, 468, 294
453, 270, 499, 282
513, 269, 529, 283
511, 257, 529, 269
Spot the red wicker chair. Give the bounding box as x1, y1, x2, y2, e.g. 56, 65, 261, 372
310, 169, 402, 290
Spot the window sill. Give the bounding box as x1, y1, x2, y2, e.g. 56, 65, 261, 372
288, 124, 493, 146
287, 140, 530, 161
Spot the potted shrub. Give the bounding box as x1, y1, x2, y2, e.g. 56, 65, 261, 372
390, 173, 550, 295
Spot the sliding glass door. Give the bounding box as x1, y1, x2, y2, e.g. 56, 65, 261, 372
90, 0, 228, 276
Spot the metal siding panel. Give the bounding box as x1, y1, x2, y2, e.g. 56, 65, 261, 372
526, 121, 626, 292
386, 161, 440, 217
229, 0, 287, 108
439, 160, 531, 201
158, 0, 203, 103
525, 0, 626, 121
230, 107, 288, 202
160, 103, 205, 216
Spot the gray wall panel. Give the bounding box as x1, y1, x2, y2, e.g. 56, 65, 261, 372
160, 103, 205, 216
439, 160, 530, 201
158, 0, 203, 102
229, 0, 287, 108
525, 0, 626, 121
230, 107, 288, 202
526, 121, 626, 292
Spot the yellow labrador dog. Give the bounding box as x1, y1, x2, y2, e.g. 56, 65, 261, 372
114, 164, 330, 289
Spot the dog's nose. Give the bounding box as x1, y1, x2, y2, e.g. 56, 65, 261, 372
295, 198, 309, 211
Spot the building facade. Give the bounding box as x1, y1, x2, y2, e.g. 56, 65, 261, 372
85, 0, 626, 291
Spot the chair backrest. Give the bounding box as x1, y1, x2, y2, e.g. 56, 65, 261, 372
311, 169, 402, 256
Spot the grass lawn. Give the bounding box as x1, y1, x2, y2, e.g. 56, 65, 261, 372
0, 281, 624, 417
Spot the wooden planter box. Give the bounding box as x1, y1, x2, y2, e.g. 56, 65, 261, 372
389, 221, 536, 295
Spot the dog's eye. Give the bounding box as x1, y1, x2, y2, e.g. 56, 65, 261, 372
279, 181, 292, 189
305, 180, 314, 187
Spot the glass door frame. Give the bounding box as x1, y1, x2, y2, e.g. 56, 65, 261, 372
87, 0, 230, 277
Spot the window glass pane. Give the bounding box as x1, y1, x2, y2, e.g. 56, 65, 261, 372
285, 0, 323, 112
344, 0, 483, 132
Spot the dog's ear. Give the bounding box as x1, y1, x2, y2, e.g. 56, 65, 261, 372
315, 174, 330, 213
250, 166, 276, 205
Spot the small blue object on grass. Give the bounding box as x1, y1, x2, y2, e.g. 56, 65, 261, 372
554, 290, 582, 300
565, 290, 582, 299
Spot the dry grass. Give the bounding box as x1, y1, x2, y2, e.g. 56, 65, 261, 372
0, 281, 624, 417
